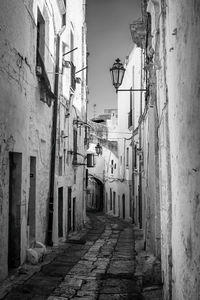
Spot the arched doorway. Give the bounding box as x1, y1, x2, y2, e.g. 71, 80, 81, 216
87, 176, 104, 212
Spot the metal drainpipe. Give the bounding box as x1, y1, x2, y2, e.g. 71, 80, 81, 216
138, 47, 143, 228
47, 26, 65, 246
131, 118, 135, 224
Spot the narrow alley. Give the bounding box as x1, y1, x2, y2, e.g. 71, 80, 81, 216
0, 0, 199, 299
0, 211, 162, 300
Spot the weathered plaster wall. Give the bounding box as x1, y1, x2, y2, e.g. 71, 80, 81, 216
166, 1, 200, 299
149, 0, 200, 298
0, 0, 57, 279
142, 106, 160, 256
146, 0, 173, 297
51, 0, 87, 243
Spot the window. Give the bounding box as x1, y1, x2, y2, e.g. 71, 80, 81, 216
113, 191, 116, 215
70, 30, 74, 62
73, 127, 77, 164
59, 156, 62, 176
70, 30, 76, 91
36, 8, 53, 107
122, 194, 125, 219
111, 160, 114, 174
110, 189, 112, 210
130, 88, 133, 111
36, 9, 45, 62
71, 62, 76, 91
128, 89, 133, 128
126, 147, 129, 167
134, 145, 137, 168
62, 0, 66, 26
85, 169, 88, 188
63, 149, 66, 174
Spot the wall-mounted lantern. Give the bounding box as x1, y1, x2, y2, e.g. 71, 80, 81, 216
110, 58, 147, 93
110, 58, 125, 91
95, 143, 102, 156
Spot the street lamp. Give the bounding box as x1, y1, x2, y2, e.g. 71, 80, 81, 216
110, 58, 146, 93
95, 143, 102, 156
110, 58, 125, 91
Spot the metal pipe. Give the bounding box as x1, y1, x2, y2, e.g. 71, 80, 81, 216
117, 89, 146, 92
75, 66, 88, 74
47, 26, 65, 246
63, 47, 78, 57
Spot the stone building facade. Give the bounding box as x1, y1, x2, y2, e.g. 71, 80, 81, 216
0, 0, 87, 280
149, 1, 200, 299
129, 0, 200, 299
50, 0, 87, 246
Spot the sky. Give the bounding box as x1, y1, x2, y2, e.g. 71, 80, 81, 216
86, 0, 142, 119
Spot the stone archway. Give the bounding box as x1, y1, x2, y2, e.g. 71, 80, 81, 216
87, 176, 104, 212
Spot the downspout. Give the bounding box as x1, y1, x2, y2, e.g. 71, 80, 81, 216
131, 122, 135, 224
138, 48, 143, 228
161, 0, 172, 297
47, 26, 65, 246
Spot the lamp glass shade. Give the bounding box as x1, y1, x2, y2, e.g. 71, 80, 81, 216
110, 58, 125, 89
95, 143, 102, 155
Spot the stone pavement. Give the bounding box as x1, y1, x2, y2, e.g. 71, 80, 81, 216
0, 212, 163, 299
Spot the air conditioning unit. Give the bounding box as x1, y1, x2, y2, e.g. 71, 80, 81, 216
36, 65, 42, 76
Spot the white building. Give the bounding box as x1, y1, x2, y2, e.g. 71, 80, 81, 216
0, 0, 87, 280
116, 47, 144, 223
51, 0, 87, 245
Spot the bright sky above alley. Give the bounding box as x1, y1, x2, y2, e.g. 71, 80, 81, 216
86, 0, 141, 118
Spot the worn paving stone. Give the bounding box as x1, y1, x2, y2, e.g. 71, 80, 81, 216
77, 290, 98, 298
59, 279, 83, 289
76, 289, 98, 297
85, 241, 94, 246
82, 255, 97, 261
48, 296, 69, 300
107, 260, 135, 275
80, 279, 100, 291
73, 297, 96, 300
101, 278, 141, 293
52, 286, 76, 298
142, 286, 163, 300
98, 293, 143, 300
1, 212, 163, 300
31, 295, 48, 300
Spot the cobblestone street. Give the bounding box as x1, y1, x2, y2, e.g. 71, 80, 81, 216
0, 212, 162, 300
